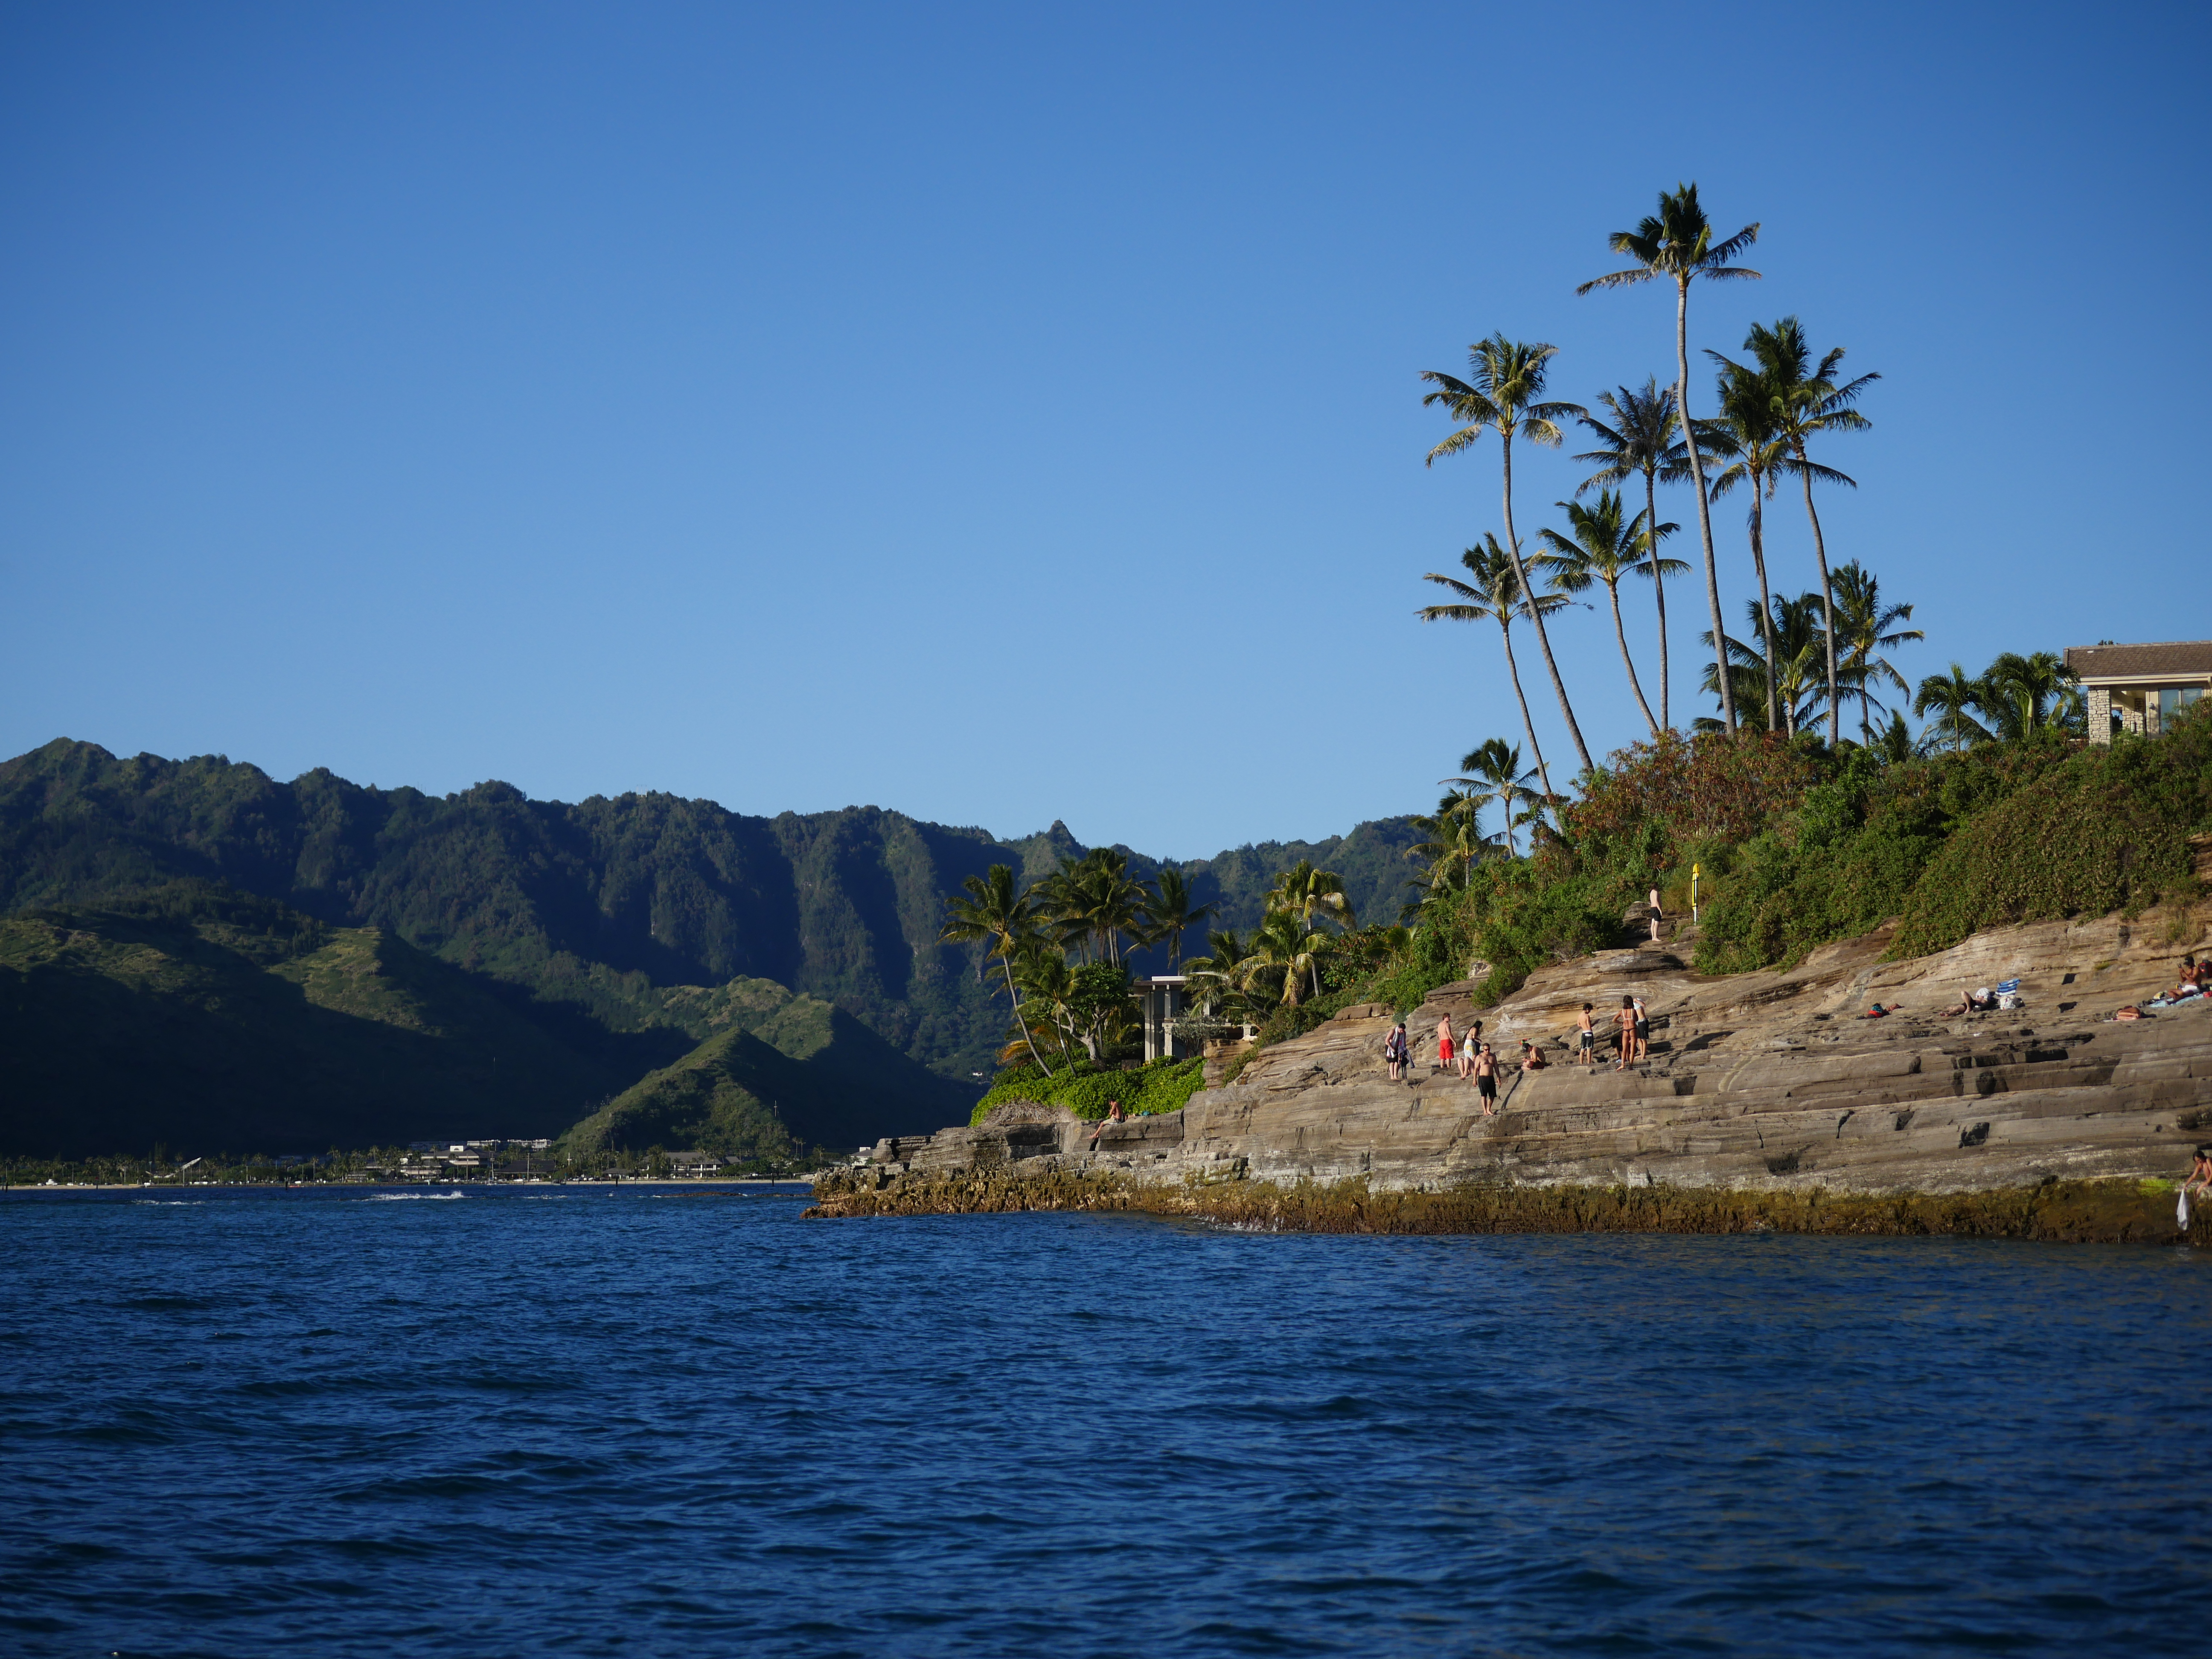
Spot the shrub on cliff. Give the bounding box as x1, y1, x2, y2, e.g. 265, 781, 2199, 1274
969, 1056, 1205, 1125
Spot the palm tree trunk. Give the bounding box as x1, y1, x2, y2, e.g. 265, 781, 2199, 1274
1675, 278, 1736, 737
1644, 465, 1669, 731
1748, 482, 1778, 732
1001, 952, 1052, 1077
1498, 433, 1592, 774
1607, 579, 1659, 734
1495, 619, 1551, 836
1796, 442, 1842, 746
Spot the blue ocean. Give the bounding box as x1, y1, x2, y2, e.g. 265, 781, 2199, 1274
1, 1185, 2205, 1656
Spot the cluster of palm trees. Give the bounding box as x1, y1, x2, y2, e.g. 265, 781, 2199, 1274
939, 850, 1218, 1074
1420, 183, 1898, 773
942, 846, 1375, 1072
1911, 652, 2086, 751
1179, 861, 1370, 1034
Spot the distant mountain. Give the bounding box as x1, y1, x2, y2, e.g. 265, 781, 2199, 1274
0, 739, 1421, 1089
0, 880, 975, 1161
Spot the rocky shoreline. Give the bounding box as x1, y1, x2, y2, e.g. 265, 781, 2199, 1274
809, 908, 2212, 1246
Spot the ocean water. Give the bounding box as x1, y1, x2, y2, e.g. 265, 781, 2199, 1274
1, 1187, 2206, 1656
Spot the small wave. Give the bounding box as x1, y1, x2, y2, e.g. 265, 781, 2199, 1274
364, 1190, 466, 1202
131, 1200, 203, 1206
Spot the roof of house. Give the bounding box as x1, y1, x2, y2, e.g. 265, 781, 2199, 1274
2063, 641, 2212, 681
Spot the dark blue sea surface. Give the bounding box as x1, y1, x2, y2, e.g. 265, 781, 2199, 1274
1, 1186, 2206, 1656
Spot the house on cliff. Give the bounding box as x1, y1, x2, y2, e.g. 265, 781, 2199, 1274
2066, 640, 2212, 742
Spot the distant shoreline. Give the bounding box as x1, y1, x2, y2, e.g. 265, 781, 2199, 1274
0, 1177, 817, 1193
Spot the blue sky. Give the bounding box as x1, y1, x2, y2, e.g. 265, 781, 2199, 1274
3, 2, 2206, 859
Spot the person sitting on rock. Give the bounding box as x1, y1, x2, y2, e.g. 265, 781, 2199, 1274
1941, 985, 1997, 1017
1519, 1040, 1548, 1071
2185, 1146, 2212, 1196
1087, 1100, 1126, 1149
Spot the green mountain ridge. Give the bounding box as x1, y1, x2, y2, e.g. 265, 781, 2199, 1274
0, 738, 1421, 1084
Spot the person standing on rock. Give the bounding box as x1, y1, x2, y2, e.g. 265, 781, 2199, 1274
1461, 1018, 1482, 1078
1633, 996, 1650, 1063
1436, 1013, 1455, 1078
1614, 996, 1637, 1071
1472, 1043, 1500, 1115
1576, 1003, 1597, 1066
1384, 1022, 1409, 1083
1648, 886, 1663, 944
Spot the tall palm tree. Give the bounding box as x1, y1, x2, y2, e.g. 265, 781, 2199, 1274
1139, 866, 1215, 969
1827, 562, 1922, 738
1041, 848, 1150, 966
1265, 860, 1353, 999
1913, 664, 1995, 752
1440, 737, 1540, 858
1421, 335, 1593, 773
1703, 358, 1791, 733
1419, 536, 1574, 806
1578, 183, 1761, 738
939, 864, 1052, 1075
1181, 928, 1255, 1026
1739, 317, 1879, 745
1534, 489, 1684, 737
1574, 379, 1691, 727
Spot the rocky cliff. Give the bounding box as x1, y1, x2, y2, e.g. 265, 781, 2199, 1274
809, 906, 2212, 1243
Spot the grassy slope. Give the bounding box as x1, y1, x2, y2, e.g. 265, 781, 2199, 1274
0, 890, 630, 1157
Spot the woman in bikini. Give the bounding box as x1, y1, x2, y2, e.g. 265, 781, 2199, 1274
1461, 1018, 1482, 1078
1614, 996, 1637, 1071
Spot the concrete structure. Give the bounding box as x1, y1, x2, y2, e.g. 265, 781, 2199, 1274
2066, 640, 2212, 743
1133, 975, 1188, 1062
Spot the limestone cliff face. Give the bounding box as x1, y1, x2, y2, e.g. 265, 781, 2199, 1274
841, 908, 2212, 1201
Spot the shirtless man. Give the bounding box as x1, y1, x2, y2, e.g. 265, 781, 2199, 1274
1435, 1013, 1455, 1078
1519, 1040, 1548, 1072
1576, 1002, 1597, 1066
1471, 1043, 1500, 1115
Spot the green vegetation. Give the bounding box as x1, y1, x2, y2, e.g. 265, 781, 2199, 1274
969, 1057, 1206, 1126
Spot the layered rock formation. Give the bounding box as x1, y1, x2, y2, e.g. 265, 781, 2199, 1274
811, 908, 2212, 1240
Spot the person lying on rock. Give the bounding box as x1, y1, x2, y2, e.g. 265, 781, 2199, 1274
1940, 986, 1998, 1017
1859, 1003, 1891, 1019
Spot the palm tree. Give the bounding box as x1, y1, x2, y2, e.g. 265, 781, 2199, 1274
1913, 664, 1995, 752
1182, 928, 1255, 1026
1421, 335, 1593, 773
1534, 489, 1684, 737
1978, 652, 2084, 744
1574, 379, 1692, 728
1702, 357, 1791, 733
1405, 789, 1490, 899
1040, 848, 1150, 966
1698, 593, 1835, 736
1739, 317, 1879, 745
1827, 562, 1922, 738
1440, 737, 1540, 858
1418, 536, 1575, 806
1578, 184, 1761, 738
1236, 909, 1333, 1009
1140, 866, 1215, 969
1265, 860, 1353, 999
939, 864, 1052, 1075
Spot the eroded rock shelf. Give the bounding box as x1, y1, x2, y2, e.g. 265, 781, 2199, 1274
809, 909, 2212, 1243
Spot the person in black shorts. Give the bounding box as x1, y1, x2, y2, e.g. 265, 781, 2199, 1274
1472, 1043, 1500, 1115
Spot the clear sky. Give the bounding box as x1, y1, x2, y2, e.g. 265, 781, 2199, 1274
3, 2, 2207, 859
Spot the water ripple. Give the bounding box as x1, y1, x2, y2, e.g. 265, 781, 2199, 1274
0, 1187, 2206, 1655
